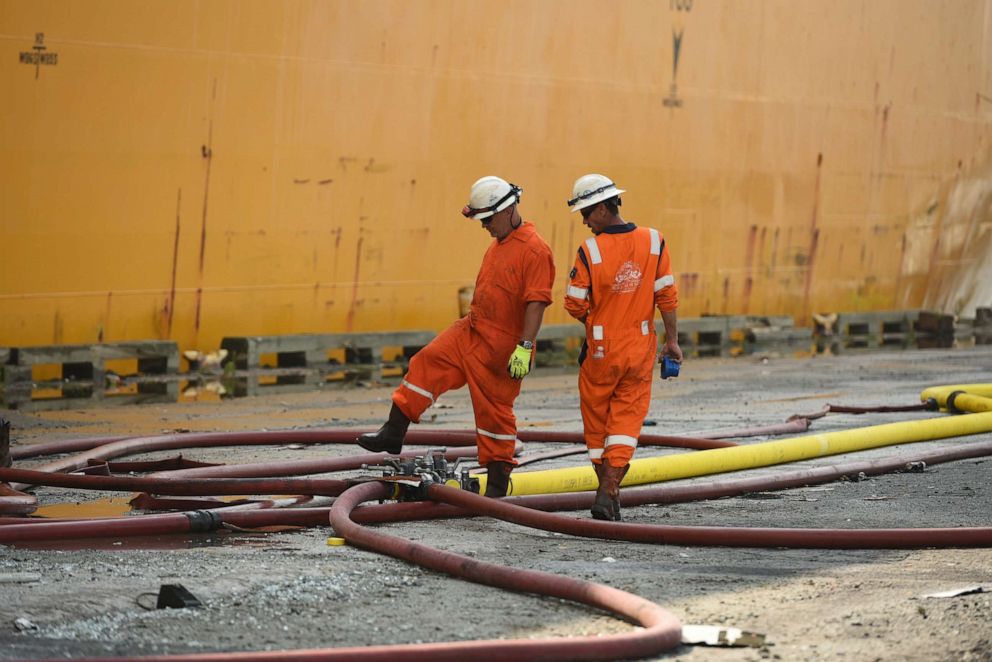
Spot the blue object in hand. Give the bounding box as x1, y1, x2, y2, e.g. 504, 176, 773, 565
660, 355, 680, 380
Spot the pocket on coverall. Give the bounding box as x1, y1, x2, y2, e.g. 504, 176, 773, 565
581, 340, 621, 385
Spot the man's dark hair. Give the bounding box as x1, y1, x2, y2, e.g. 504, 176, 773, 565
603, 196, 621, 215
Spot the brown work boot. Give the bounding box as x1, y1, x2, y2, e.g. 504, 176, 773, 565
614, 464, 629, 520
0, 418, 10, 469
483, 461, 514, 498
592, 461, 613, 512
592, 461, 621, 516
356, 403, 410, 454
591, 462, 628, 521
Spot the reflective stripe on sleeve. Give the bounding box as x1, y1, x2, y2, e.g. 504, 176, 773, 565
654, 274, 675, 292
649, 228, 660, 255
585, 237, 602, 264
566, 285, 589, 300
477, 427, 517, 441
605, 434, 638, 448
401, 379, 434, 405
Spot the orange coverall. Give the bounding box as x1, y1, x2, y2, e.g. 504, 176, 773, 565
393, 222, 555, 465
564, 223, 678, 467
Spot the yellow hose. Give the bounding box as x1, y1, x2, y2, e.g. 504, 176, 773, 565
487, 384, 992, 497
921, 384, 992, 410
941, 392, 992, 413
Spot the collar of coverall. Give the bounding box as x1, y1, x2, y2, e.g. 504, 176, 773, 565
596, 222, 636, 235
500, 219, 531, 242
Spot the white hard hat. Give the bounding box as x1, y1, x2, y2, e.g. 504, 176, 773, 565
462, 176, 522, 220
567, 174, 625, 213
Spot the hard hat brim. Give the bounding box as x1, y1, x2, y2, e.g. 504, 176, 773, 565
569, 187, 625, 213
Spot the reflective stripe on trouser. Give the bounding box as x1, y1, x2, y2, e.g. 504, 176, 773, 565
392, 317, 521, 465
578, 335, 654, 467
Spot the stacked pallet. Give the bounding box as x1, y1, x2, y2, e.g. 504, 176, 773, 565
219, 331, 435, 397
0, 341, 179, 410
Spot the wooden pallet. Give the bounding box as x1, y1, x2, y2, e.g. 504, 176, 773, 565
969, 307, 992, 346
826, 310, 955, 349
743, 316, 813, 350
219, 331, 436, 396
537, 316, 780, 363
1, 341, 179, 410
671, 316, 749, 356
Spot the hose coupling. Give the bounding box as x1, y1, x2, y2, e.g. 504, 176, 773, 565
185, 509, 224, 532
945, 390, 967, 414
362, 449, 480, 501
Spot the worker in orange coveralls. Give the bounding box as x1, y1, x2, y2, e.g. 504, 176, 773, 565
564, 174, 682, 521
357, 176, 555, 497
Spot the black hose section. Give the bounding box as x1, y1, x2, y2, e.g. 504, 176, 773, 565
428, 483, 992, 549
327, 481, 683, 662
185, 510, 224, 533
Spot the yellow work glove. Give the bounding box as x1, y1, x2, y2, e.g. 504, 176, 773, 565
507, 343, 533, 380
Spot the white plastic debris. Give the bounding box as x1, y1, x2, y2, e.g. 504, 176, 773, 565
14, 617, 38, 631
681, 624, 766, 647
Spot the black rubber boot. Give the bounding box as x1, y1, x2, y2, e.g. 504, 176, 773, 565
356, 403, 410, 454
483, 461, 514, 498
591, 462, 628, 521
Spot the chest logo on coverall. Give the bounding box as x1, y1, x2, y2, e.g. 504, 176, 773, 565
612, 260, 643, 294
